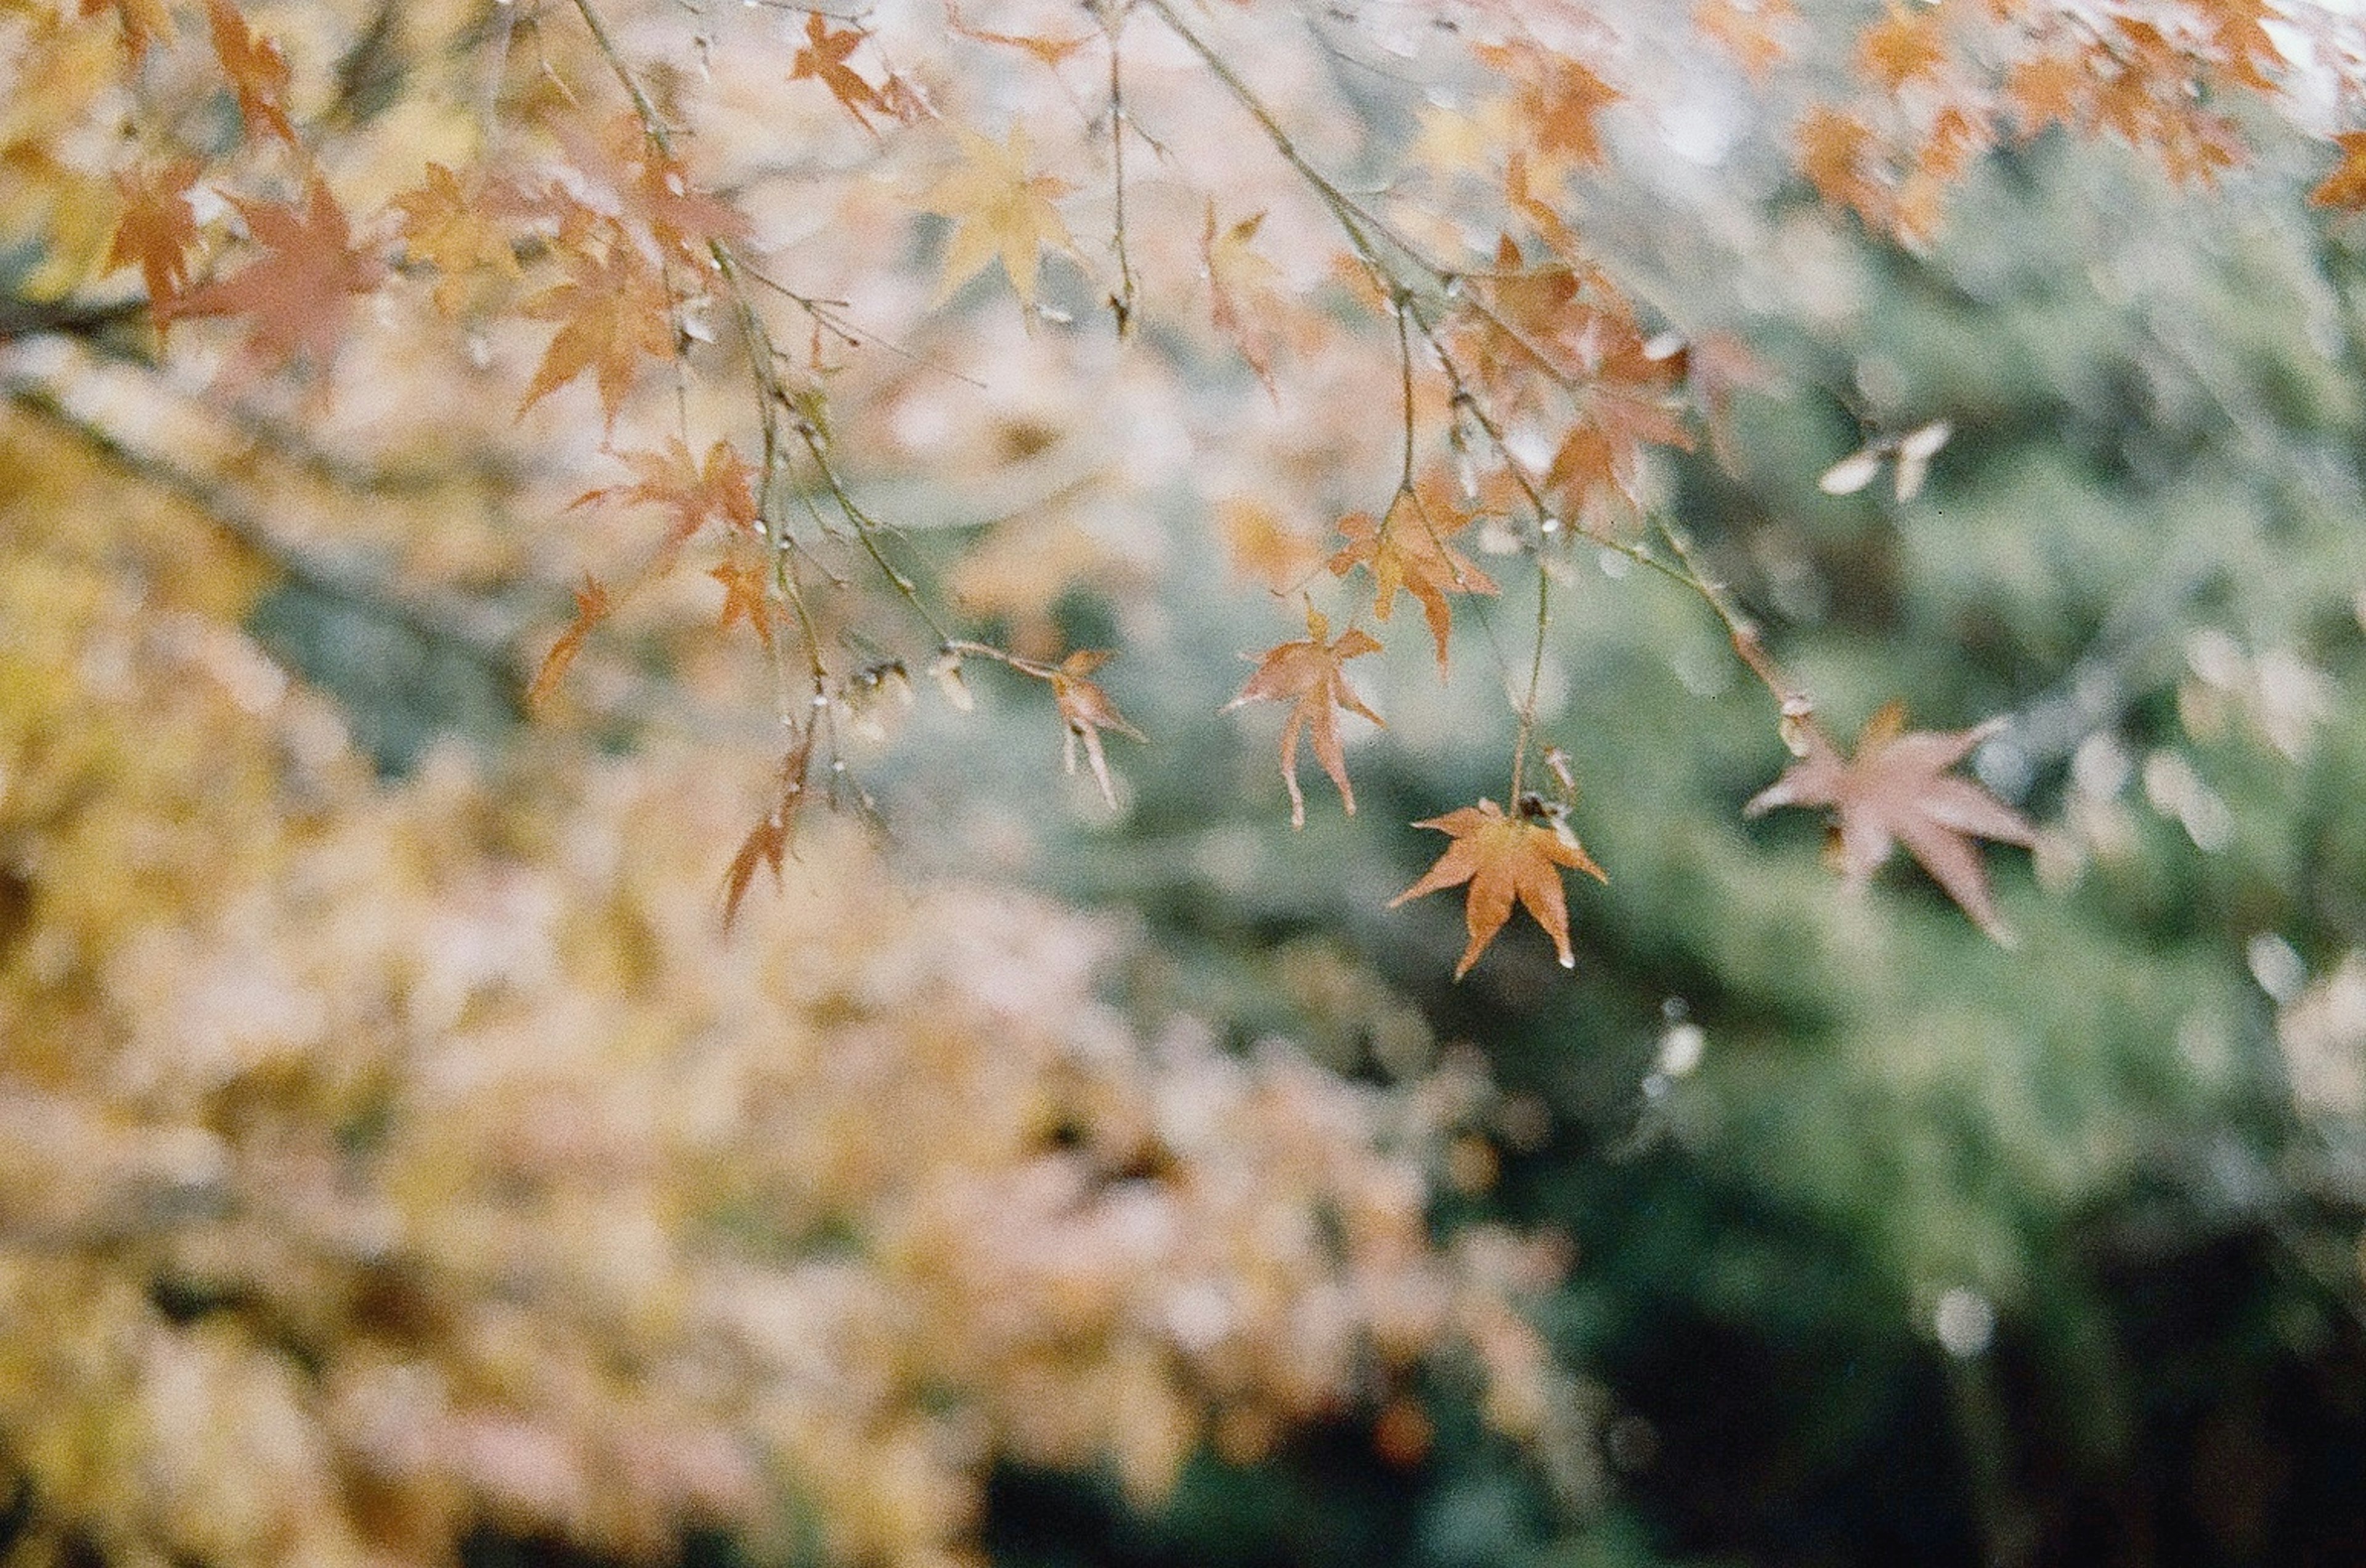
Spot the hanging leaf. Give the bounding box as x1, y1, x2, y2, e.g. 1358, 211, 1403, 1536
1224, 604, 1384, 827
1391, 796, 1608, 979
1745, 701, 2036, 942
1328, 487, 1498, 675
518, 229, 677, 428
1044, 649, 1144, 807
165, 181, 385, 370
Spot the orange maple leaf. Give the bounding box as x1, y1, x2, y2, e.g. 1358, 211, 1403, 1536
1224, 604, 1384, 827
1327, 487, 1498, 675
391, 163, 523, 315
1482, 43, 1621, 169
710, 561, 774, 651
1744, 701, 2036, 943
518, 232, 677, 428
1857, 4, 1945, 93
1391, 797, 1607, 979
2313, 131, 2366, 209
1797, 105, 1884, 226
791, 12, 892, 131
1044, 649, 1144, 807
552, 115, 749, 269
205, 0, 292, 143
529, 577, 613, 710
165, 181, 385, 369
574, 438, 760, 572
722, 736, 815, 931
84, 0, 173, 55
918, 125, 1075, 311
106, 158, 203, 319
1203, 204, 1287, 395
1693, 0, 1795, 82
946, 1, 1094, 68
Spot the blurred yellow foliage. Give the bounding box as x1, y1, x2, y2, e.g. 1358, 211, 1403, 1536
0, 406, 1559, 1566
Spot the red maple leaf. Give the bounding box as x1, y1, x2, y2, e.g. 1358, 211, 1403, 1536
1745, 702, 2037, 942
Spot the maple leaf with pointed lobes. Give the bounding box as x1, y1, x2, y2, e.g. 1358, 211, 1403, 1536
1328, 483, 1498, 675
791, 12, 892, 132
1392, 797, 1607, 980
919, 126, 1075, 311
529, 577, 613, 710
574, 439, 760, 574
1745, 701, 2037, 943
165, 181, 386, 369
553, 116, 749, 269
1045, 649, 1144, 808
518, 232, 677, 429
1224, 604, 1384, 827
1857, 4, 1946, 93
2313, 132, 2366, 209
107, 159, 203, 319
710, 561, 774, 651
392, 163, 523, 315
1481, 43, 1621, 168
205, 0, 292, 143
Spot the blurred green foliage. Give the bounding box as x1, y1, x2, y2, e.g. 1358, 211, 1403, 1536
900, 133, 2366, 1568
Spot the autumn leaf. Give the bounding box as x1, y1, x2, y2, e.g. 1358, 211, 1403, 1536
391, 163, 522, 315
529, 576, 614, 710
946, 1, 1094, 68
919, 125, 1075, 311
710, 560, 774, 651
721, 734, 816, 930
1328, 486, 1498, 675
1044, 649, 1144, 807
1217, 497, 1322, 593
1744, 701, 2036, 942
1856, 4, 1945, 93
1692, 0, 1795, 81
1203, 204, 1286, 394
1479, 43, 1621, 169
1391, 797, 1607, 979
791, 12, 892, 132
1797, 105, 1885, 226
554, 115, 749, 267
84, 0, 173, 56
574, 438, 760, 572
205, 0, 292, 144
1224, 604, 1384, 827
2313, 132, 2366, 209
518, 230, 677, 428
106, 158, 203, 319
165, 181, 386, 370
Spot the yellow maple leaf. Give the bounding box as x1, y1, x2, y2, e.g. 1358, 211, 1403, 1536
918, 125, 1075, 311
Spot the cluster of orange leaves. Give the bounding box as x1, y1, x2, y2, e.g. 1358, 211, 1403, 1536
19, 0, 2366, 988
